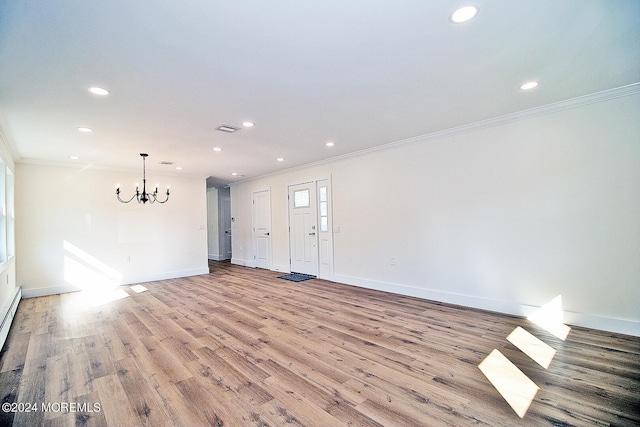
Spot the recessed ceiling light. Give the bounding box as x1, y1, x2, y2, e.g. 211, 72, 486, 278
520, 81, 539, 90
175, 166, 183, 170
69, 156, 80, 160
77, 127, 93, 133
231, 172, 238, 176
450, 5, 478, 23
242, 121, 255, 127
325, 141, 335, 147
276, 157, 284, 162
213, 147, 223, 152
88, 86, 109, 96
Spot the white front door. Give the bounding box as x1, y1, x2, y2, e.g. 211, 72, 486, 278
253, 189, 271, 269
288, 182, 318, 276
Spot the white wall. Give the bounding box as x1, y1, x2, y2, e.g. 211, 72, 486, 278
16, 163, 209, 297
231, 89, 640, 336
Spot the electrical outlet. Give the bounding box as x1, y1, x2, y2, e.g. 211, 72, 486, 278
390, 257, 396, 266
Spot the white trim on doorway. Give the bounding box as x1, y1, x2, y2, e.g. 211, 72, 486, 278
286, 176, 334, 281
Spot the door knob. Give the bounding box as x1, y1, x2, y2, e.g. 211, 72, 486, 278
265, 232, 270, 236
309, 232, 316, 236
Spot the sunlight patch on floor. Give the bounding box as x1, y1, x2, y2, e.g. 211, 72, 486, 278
63, 287, 130, 309
478, 349, 539, 418
130, 284, 148, 293
85, 288, 130, 307
507, 326, 556, 369
478, 295, 569, 418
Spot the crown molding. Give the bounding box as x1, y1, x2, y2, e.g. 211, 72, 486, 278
15, 157, 208, 179
237, 83, 640, 186
332, 82, 640, 163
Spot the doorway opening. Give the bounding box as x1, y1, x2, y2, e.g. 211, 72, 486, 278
206, 186, 232, 262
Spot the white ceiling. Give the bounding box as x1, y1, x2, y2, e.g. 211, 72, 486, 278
1, 1, 638, 187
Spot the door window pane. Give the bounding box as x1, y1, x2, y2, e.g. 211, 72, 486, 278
294, 189, 310, 208
320, 202, 327, 216
319, 186, 327, 202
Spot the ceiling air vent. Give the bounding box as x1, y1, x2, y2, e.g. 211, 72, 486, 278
217, 125, 240, 133
159, 161, 175, 165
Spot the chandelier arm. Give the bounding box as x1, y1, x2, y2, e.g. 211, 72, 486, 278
156, 187, 170, 204
116, 190, 138, 204
155, 194, 170, 203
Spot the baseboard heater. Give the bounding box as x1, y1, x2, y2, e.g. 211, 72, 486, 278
0, 286, 21, 351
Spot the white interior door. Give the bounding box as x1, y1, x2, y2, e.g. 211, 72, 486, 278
288, 182, 318, 276
253, 189, 271, 269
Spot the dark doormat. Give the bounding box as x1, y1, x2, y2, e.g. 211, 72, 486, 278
278, 273, 315, 282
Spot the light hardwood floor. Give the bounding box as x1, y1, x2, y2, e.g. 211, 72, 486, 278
0, 261, 638, 426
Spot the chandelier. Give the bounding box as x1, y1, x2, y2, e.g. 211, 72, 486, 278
116, 153, 170, 204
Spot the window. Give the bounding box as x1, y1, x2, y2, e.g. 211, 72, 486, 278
0, 159, 5, 263
0, 159, 14, 264
294, 189, 310, 208
6, 167, 14, 259
319, 186, 328, 232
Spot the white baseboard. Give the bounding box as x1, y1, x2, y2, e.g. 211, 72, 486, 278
231, 258, 255, 268
0, 286, 21, 350
230, 258, 288, 273
21, 267, 211, 299
16, 267, 637, 336
270, 264, 290, 274
125, 268, 210, 285
334, 274, 639, 337
22, 284, 78, 298
208, 254, 226, 261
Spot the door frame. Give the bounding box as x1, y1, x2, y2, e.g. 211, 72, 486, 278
286, 176, 334, 280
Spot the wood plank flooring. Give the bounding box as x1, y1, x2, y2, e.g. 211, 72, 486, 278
0, 261, 638, 426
